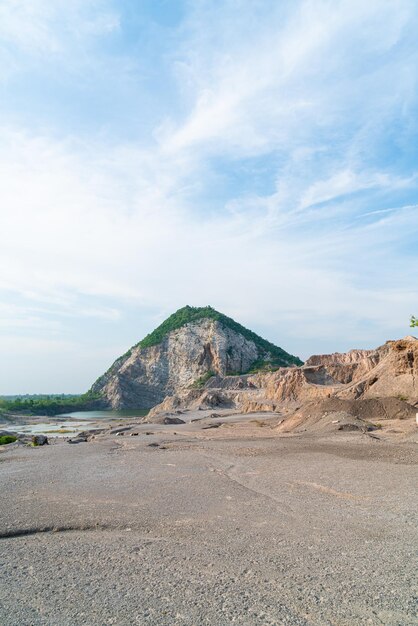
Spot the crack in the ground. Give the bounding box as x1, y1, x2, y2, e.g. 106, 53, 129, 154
0, 524, 110, 539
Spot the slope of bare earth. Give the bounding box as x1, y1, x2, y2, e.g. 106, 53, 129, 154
0, 414, 417, 626
275, 397, 417, 439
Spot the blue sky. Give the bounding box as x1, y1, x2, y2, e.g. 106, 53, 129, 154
0, 0, 417, 393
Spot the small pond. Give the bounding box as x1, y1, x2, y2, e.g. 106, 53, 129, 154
0, 409, 148, 437
60, 409, 148, 420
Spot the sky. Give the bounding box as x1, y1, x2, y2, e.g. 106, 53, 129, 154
1, 0, 418, 394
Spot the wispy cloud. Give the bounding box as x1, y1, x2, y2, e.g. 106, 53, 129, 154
0, 0, 119, 57
0, 0, 418, 391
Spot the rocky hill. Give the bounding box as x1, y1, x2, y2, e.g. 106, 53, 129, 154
91, 306, 302, 409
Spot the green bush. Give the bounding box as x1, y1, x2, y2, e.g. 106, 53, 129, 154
0, 435, 17, 446
246, 359, 281, 374
397, 394, 409, 402
191, 371, 215, 388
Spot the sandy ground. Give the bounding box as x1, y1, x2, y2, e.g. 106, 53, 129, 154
0, 411, 417, 625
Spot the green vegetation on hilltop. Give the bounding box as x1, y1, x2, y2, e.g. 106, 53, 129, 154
0, 391, 102, 417
138, 306, 218, 349
138, 306, 302, 367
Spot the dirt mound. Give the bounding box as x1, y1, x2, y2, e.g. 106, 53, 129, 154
276, 397, 416, 435
305, 397, 416, 421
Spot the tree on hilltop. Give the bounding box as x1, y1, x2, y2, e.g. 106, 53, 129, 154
410, 316, 418, 327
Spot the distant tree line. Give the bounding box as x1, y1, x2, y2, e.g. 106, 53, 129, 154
0, 391, 102, 416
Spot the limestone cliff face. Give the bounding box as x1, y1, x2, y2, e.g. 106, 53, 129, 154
92, 317, 297, 409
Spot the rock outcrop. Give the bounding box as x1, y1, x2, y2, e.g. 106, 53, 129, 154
255, 336, 418, 407
148, 336, 418, 418
91, 306, 302, 409
305, 348, 382, 384
337, 338, 418, 401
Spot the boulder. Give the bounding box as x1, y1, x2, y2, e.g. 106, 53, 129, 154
338, 423, 362, 432
163, 416, 185, 425
32, 435, 48, 446
109, 426, 132, 435
68, 434, 87, 444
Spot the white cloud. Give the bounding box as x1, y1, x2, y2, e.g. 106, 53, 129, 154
163, 0, 415, 158
0, 0, 418, 390
298, 170, 416, 211
0, 125, 415, 325
0, 0, 119, 53
0, 0, 120, 82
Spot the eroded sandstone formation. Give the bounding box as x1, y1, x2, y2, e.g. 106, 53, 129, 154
148, 336, 418, 418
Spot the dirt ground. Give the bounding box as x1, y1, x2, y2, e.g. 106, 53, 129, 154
0, 412, 417, 625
